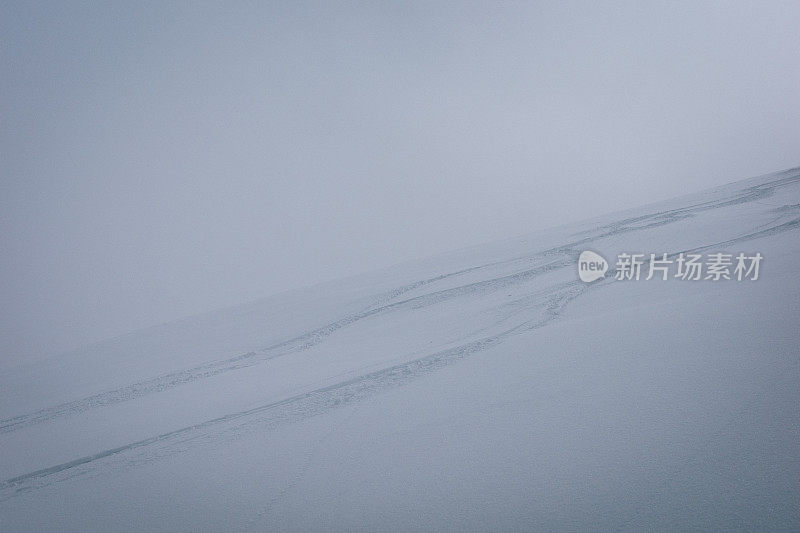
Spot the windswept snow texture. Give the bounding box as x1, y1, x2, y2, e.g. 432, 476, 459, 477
2, 168, 800, 531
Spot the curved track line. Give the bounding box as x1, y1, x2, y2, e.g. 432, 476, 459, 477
1, 170, 798, 440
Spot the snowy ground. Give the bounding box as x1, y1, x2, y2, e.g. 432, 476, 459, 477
1, 168, 799, 531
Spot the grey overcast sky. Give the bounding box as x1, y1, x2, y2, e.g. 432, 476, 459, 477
1, 1, 799, 365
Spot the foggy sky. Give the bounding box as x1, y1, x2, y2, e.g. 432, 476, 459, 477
2, 1, 799, 367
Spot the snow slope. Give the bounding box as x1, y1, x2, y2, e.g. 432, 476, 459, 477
1, 168, 799, 531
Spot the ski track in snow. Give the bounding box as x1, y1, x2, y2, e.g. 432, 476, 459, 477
1, 169, 799, 502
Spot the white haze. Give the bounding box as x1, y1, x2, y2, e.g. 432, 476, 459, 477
1, 1, 799, 366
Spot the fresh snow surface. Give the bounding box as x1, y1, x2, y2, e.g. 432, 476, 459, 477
1, 168, 799, 531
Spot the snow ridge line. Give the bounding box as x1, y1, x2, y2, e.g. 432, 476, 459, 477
2, 170, 800, 500
1, 170, 798, 436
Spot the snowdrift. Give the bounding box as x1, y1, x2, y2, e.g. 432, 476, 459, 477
1, 168, 799, 530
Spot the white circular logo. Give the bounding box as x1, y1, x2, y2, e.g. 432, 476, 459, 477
578, 250, 608, 282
